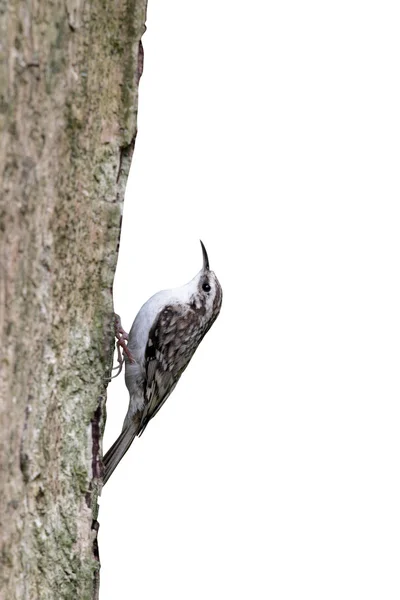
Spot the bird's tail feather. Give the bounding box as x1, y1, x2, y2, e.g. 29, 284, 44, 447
103, 420, 140, 485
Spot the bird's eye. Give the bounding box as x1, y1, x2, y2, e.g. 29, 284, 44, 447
202, 283, 211, 292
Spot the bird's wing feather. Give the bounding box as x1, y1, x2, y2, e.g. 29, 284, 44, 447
138, 304, 204, 435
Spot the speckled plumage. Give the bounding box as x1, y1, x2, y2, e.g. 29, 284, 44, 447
103, 242, 222, 485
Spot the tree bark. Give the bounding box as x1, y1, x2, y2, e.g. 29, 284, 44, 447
0, 1, 147, 598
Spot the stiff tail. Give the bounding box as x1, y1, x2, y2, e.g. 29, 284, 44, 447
103, 420, 140, 485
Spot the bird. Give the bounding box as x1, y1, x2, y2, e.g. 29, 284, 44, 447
103, 241, 222, 485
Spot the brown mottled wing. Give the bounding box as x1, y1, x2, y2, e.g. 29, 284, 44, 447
138, 304, 206, 436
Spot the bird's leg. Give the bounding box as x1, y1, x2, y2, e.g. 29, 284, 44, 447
110, 314, 134, 379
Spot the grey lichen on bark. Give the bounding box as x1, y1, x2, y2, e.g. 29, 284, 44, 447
0, 1, 147, 598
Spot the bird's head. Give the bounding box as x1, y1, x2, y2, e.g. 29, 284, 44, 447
188, 241, 223, 323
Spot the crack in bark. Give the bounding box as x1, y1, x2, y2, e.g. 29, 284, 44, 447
116, 138, 137, 187
19, 398, 33, 484
91, 399, 103, 481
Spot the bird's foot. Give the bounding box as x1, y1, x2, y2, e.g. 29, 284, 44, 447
110, 314, 134, 379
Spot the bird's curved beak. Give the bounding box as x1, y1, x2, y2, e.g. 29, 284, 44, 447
200, 240, 210, 271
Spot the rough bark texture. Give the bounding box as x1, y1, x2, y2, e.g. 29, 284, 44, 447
0, 1, 147, 598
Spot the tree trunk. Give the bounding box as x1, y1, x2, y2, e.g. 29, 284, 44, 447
0, 1, 147, 598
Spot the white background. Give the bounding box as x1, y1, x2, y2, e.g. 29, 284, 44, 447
99, 1, 400, 598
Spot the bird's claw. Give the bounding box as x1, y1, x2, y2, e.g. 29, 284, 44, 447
114, 314, 134, 363
109, 314, 135, 380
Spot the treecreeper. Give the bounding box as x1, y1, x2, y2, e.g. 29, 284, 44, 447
103, 241, 222, 484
